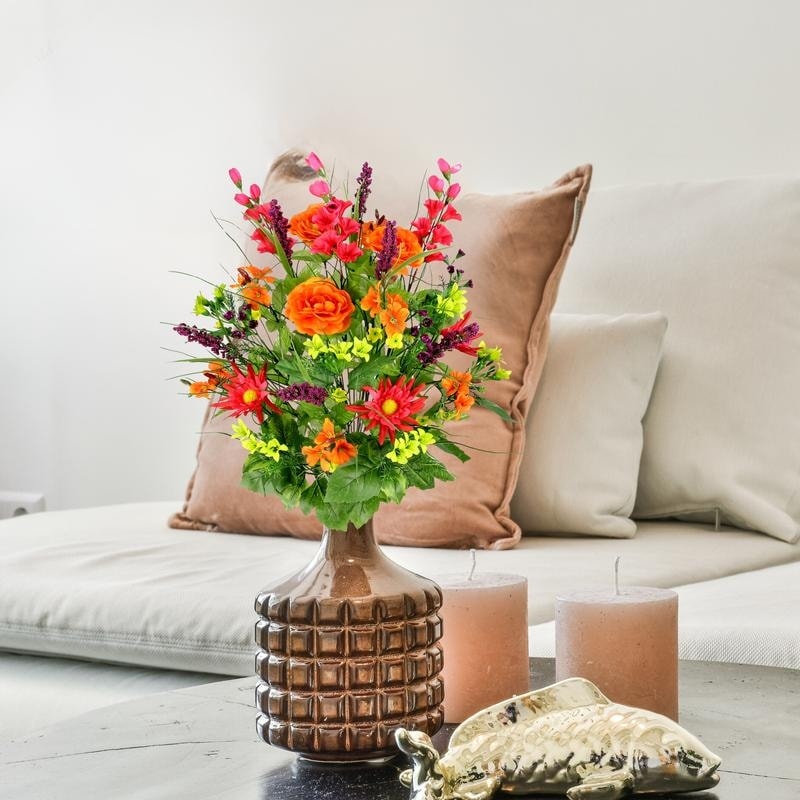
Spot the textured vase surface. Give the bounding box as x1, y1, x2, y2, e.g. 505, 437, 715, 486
254, 518, 444, 761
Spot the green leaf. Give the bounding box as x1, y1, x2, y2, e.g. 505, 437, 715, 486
299, 480, 326, 515
316, 497, 381, 531
324, 459, 383, 504
435, 440, 471, 463
474, 395, 514, 423
403, 453, 455, 491
379, 466, 408, 504
347, 355, 401, 388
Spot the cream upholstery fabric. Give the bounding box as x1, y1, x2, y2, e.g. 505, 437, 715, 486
512, 313, 667, 537
1, 503, 798, 676
529, 562, 800, 669
557, 177, 800, 542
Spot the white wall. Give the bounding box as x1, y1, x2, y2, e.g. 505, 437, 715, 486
2, 0, 799, 510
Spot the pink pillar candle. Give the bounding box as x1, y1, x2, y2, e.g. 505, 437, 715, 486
436, 573, 529, 723
555, 586, 678, 719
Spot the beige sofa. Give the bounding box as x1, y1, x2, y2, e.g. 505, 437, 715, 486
2, 173, 799, 742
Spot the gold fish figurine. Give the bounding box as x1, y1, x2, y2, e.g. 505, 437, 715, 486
396, 677, 721, 800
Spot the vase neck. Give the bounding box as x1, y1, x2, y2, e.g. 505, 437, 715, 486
321, 519, 379, 561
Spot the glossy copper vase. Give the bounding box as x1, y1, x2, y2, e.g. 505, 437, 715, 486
254, 518, 444, 761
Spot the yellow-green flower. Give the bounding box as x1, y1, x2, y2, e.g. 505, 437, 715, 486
385, 333, 404, 350
250, 308, 262, 321
330, 387, 348, 403
385, 429, 436, 465
329, 340, 353, 361
496, 367, 512, 380
256, 438, 289, 462
436, 284, 467, 320
366, 326, 384, 343
304, 334, 329, 359
478, 341, 503, 361
213, 284, 226, 300
352, 336, 372, 361
194, 295, 207, 315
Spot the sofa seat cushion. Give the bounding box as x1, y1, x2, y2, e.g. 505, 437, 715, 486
529, 562, 800, 670
1, 503, 798, 675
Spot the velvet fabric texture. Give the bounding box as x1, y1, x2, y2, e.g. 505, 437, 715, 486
171, 154, 592, 549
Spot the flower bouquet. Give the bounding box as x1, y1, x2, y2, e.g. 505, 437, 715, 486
174, 153, 510, 532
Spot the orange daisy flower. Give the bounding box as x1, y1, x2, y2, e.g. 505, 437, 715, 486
361, 222, 423, 272
379, 293, 409, 337
360, 284, 382, 318
302, 418, 357, 472
441, 370, 472, 397
241, 283, 272, 308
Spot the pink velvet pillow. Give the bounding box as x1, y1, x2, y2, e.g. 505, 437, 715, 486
171, 153, 592, 549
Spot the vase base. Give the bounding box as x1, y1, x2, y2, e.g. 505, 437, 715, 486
296, 752, 398, 765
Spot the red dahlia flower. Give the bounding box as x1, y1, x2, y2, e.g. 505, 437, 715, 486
347, 376, 426, 445
212, 363, 281, 423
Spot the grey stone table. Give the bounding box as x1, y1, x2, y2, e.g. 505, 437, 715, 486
2, 659, 798, 799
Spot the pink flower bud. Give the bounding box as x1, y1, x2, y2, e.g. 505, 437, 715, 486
447, 183, 461, 200
428, 175, 445, 194
249, 183, 261, 200
309, 179, 330, 198
234, 193, 251, 206
228, 168, 242, 188
437, 158, 462, 176
306, 152, 324, 172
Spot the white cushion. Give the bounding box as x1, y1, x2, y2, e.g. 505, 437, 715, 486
512, 313, 666, 537
1, 503, 798, 675
556, 177, 800, 542
529, 562, 800, 670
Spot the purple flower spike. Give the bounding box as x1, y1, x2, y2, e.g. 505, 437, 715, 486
375, 220, 398, 278
267, 199, 293, 260
355, 162, 373, 221
174, 323, 230, 358
275, 382, 328, 406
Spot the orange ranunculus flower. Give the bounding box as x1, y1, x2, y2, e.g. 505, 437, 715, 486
379, 293, 409, 337
361, 223, 424, 272
284, 277, 355, 335
302, 418, 357, 472
360, 284, 382, 317
241, 283, 272, 308
289, 203, 324, 244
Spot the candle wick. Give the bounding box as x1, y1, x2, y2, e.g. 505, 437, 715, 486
614, 555, 621, 596
468, 549, 477, 581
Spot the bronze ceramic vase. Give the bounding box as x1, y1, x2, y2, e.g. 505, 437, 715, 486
254, 518, 444, 761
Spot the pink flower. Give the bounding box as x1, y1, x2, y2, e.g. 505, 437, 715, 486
431, 224, 453, 246
250, 228, 276, 254
442, 205, 462, 222
437, 158, 462, 176
428, 175, 445, 195
234, 193, 251, 207
424, 199, 444, 218
309, 179, 330, 198
306, 152, 324, 172
244, 203, 270, 222
447, 183, 461, 200
228, 168, 242, 188
337, 216, 360, 237
249, 183, 261, 200
411, 216, 432, 237
310, 229, 343, 256
336, 241, 363, 263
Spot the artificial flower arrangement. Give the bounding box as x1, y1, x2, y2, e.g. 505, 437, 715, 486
174, 153, 510, 531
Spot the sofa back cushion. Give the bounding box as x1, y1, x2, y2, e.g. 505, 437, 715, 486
171, 155, 592, 549
512, 312, 667, 538
556, 177, 800, 543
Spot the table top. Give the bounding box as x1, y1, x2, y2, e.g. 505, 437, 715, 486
2, 659, 798, 799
